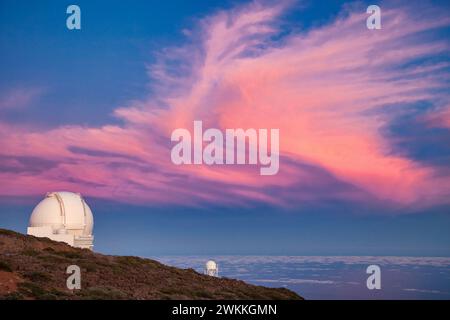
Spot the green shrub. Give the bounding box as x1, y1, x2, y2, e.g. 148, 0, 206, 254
38, 254, 68, 264
0, 260, 13, 272
2, 292, 24, 300
76, 286, 127, 300
116, 256, 144, 266
18, 282, 47, 298
36, 292, 58, 300
49, 288, 68, 297
192, 289, 215, 299
22, 248, 39, 257
80, 261, 97, 272
57, 251, 83, 259
0, 229, 19, 236
23, 271, 52, 283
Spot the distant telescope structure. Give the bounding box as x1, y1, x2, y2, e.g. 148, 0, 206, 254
27, 191, 94, 250
204, 260, 219, 277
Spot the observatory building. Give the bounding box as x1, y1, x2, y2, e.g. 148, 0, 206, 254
27, 191, 94, 250
204, 260, 219, 277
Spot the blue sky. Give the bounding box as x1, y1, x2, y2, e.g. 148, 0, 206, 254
0, 0, 450, 257
0, 0, 355, 127
2, 196, 450, 256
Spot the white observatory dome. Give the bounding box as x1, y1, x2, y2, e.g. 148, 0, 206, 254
27, 191, 94, 250
205, 260, 219, 277
206, 260, 217, 270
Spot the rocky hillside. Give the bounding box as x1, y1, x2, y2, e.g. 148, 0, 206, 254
0, 229, 302, 300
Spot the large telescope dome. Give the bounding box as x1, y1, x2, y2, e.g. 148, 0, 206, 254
27, 191, 94, 250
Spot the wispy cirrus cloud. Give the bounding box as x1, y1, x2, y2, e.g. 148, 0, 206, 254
0, 86, 45, 110
0, 1, 449, 209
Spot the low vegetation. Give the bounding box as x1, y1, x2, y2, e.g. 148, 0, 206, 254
0, 228, 302, 300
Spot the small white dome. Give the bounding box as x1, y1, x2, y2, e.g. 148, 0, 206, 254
29, 191, 93, 236
206, 260, 217, 270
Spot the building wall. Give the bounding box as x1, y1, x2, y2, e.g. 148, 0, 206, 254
27, 226, 75, 246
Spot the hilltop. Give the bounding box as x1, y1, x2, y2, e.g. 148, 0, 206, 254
0, 229, 302, 300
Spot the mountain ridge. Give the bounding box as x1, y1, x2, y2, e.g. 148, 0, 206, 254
0, 229, 302, 300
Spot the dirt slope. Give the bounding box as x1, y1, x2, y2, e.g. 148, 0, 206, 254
0, 229, 302, 300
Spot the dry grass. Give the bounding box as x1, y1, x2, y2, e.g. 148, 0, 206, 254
0, 228, 302, 300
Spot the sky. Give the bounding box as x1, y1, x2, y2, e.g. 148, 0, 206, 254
0, 0, 449, 257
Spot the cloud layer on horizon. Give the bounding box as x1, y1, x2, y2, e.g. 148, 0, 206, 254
0, 1, 449, 211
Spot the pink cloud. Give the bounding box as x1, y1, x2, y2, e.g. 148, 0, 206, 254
0, 1, 449, 210
424, 108, 450, 129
